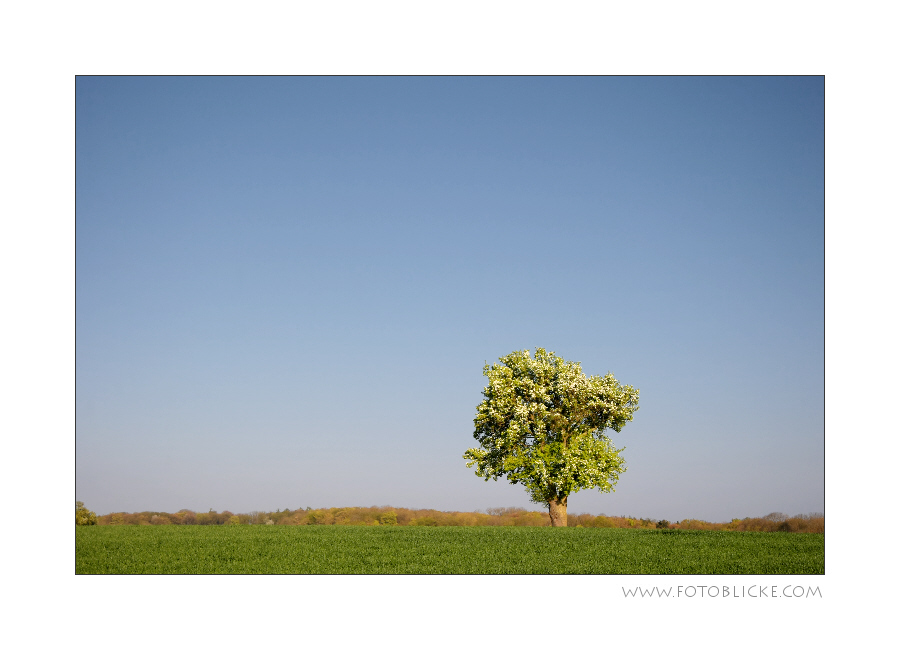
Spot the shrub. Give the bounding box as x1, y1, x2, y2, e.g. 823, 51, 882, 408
333, 509, 352, 525
76, 501, 97, 526
306, 510, 331, 525
412, 517, 438, 526
83, 505, 824, 532
567, 513, 594, 527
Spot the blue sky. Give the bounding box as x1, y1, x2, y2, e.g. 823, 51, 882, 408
76, 76, 824, 522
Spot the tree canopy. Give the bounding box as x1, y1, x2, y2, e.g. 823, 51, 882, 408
463, 348, 639, 526
76, 501, 97, 526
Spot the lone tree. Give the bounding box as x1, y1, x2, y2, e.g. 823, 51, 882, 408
463, 348, 639, 527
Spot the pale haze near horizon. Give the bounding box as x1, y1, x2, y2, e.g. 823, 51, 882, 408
76, 76, 824, 523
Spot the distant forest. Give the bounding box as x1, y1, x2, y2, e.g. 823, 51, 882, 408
82, 505, 825, 533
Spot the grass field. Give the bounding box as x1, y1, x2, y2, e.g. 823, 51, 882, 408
76, 525, 824, 574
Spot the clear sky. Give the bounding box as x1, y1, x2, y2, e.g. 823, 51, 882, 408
75, 76, 824, 522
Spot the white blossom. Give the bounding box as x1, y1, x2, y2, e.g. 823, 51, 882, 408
463, 348, 639, 506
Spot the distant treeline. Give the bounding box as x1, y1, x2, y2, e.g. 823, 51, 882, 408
90, 506, 824, 532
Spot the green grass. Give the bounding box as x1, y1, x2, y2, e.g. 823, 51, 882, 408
76, 526, 824, 574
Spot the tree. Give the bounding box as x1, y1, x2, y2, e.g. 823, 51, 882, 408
75, 501, 97, 526
463, 348, 639, 527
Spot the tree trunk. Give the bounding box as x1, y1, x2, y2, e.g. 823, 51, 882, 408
548, 497, 568, 527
